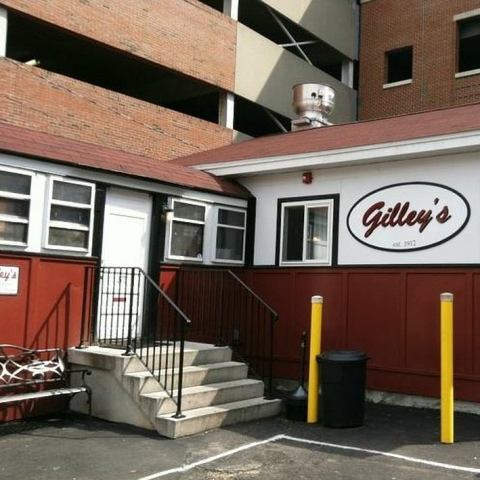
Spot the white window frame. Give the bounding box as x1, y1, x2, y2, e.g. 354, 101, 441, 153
279, 199, 334, 267
44, 176, 95, 254
455, 14, 480, 77
213, 206, 246, 264
166, 198, 206, 262
0, 166, 33, 247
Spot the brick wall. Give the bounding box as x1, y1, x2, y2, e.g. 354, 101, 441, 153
0, 58, 233, 161
359, 0, 480, 120
0, 0, 236, 91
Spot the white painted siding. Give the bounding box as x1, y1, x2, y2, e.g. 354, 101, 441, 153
240, 151, 480, 265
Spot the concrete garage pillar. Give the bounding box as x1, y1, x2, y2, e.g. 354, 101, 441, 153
219, 92, 235, 130
0, 7, 7, 57
223, 0, 239, 20
342, 60, 354, 88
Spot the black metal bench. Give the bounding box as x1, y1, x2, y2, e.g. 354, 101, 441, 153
0, 344, 92, 415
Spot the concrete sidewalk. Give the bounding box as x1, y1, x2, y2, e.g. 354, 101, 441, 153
1, 403, 480, 479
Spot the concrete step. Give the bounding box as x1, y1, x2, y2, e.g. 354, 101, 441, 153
136, 343, 232, 370
123, 370, 163, 397
155, 397, 282, 438
155, 361, 248, 390
140, 378, 265, 416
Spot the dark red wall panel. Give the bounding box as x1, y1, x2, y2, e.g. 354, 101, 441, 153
347, 273, 405, 370
158, 265, 480, 403
159, 265, 480, 404
405, 273, 471, 376
0, 252, 96, 421
472, 274, 480, 377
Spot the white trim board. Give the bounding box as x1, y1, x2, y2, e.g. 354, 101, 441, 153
193, 130, 480, 177
0, 152, 247, 208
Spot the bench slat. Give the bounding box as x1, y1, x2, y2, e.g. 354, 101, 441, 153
0, 387, 88, 404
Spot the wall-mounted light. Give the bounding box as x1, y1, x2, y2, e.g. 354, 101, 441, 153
302, 171, 313, 184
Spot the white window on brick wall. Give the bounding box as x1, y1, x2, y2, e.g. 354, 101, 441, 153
45, 177, 95, 252
385, 47, 413, 85
280, 199, 334, 266
458, 16, 480, 74
214, 207, 246, 263
0, 167, 32, 246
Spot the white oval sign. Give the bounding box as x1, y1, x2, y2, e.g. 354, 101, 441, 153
347, 182, 470, 252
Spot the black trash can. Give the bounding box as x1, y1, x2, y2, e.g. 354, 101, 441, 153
317, 350, 369, 428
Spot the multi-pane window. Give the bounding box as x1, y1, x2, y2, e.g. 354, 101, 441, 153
458, 17, 480, 73
280, 199, 334, 265
168, 200, 206, 260
166, 199, 247, 264
215, 208, 246, 262
46, 178, 95, 251
0, 169, 32, 245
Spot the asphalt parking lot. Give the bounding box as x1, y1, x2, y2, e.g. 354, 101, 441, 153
1, 403, 480, 480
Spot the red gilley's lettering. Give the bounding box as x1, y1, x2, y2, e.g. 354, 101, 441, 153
362, 198, 451, 238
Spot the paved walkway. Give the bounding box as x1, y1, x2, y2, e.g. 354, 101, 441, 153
1, 403, 480, 479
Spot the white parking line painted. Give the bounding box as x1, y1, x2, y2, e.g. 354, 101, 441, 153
137, 433, 480, 480
137, 435, 285, 480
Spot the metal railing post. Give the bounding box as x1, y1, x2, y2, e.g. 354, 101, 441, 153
173, 318, 187, 419
266, 314, 275, 399
76, 265, 91, 349
122, 267, 135, 356
215, 271, 225, 346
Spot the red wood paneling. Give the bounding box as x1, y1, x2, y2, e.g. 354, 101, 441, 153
0, 252, 96, 421
405, 273, 471, 376
473, 274, 480, 376
160, 265, 480, 403
347, 273, 405, 370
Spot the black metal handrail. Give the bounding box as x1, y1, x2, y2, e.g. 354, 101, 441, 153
174, 267, 278, 397
80, 266, 191, 418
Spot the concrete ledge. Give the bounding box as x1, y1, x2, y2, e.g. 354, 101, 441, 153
367, 389, 480, 415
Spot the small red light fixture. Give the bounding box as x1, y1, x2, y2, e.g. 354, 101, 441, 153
302, 171, 313, 184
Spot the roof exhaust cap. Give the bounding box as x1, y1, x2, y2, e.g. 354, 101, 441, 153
291, 83, 335, 131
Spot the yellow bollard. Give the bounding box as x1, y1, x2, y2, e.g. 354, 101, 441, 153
440, 292, 454, 444
307, 295, 323, 423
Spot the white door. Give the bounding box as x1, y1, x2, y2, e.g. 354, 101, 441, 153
97, 188, 152, 341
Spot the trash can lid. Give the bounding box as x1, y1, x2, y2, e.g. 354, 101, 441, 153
317, 350, 369, 363
287, 385, 308, 401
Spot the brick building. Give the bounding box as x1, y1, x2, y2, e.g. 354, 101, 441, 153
0, 0, 358, 159
359, 0, 480, 120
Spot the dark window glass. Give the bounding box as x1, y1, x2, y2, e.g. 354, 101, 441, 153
0, 221, 28, 243
48, 228, 88, 249
173, 202, 205, 222
171, 222, 203, 258
0, 198, 29, 218
52, 181, 92, 204
218, 209, 245, 227
50, 205, 90, 226
216, 227, 244, 261
282, 206, 304, 262
0, 171, 30, 195
386, 47, 413, 83
458, 17, 480, 72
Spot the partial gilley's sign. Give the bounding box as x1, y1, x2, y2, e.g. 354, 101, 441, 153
0, 266, 20, 295
347, 182, 470, 252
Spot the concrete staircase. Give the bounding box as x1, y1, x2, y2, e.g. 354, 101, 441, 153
69, 343, 281, 438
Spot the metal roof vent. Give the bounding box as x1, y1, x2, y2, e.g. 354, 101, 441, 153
291, 83, 335, 131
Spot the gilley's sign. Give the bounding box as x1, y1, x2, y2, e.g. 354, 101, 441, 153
347, 182, 470, 252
